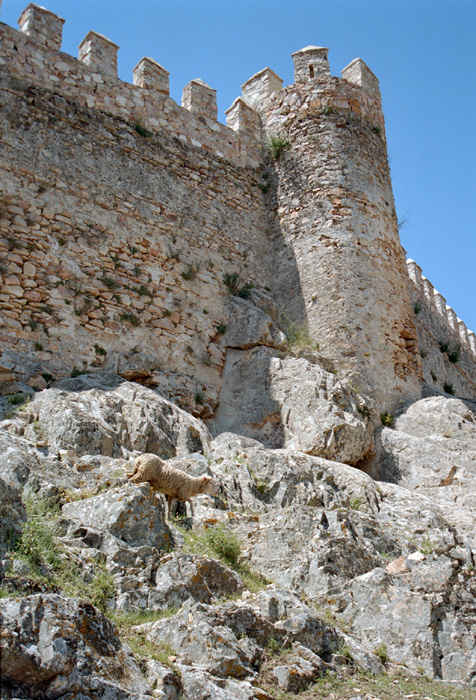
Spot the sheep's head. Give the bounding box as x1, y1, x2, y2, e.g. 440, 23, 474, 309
201, 475, 219, 496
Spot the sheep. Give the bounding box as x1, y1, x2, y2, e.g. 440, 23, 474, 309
126, 453, 219, 517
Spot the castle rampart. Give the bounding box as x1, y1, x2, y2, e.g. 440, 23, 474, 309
406, 260, 476, 399
0, 5, 262, 167
0, 4, 272, 414
1, 2, 475, 420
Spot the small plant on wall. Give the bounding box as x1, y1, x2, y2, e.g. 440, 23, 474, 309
267, 132, 290, 160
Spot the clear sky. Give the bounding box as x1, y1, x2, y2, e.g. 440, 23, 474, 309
2, 0, 475, 333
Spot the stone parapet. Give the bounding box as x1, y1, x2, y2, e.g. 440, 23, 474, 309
241, 68, 283, 110
225, 98, 261, 142
406, 259, 475, 360
78, 31, 119, 79
0, 7, 262, 168
341, 58, 381, 99
133, 57, 169, 95
292, 46, 330, 82
182, 79, 217, 121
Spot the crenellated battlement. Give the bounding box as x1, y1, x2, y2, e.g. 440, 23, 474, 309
0, 3, 263, 167
1, 3, 388, 167
407, 259, 476, 358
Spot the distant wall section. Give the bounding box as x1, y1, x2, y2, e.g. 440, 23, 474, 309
406, 260, 476, 400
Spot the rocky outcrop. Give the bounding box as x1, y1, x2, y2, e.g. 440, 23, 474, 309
0, 594, 152, 699
209, 347, 372, 464
1, 377, 475, 697
2, 373, 211, 459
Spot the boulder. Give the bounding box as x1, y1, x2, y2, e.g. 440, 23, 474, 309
18, 373, 211, 459
372, 395, 476, 548
61, 484, 173, 551
222, 296, 287, 351
0, 594, 153, 698
209, 347, 370, 464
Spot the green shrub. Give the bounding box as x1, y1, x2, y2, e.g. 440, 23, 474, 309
223, 272, 240, 294
348, 496, 364, 511
238, 282, 254, 299
267, 132, 290, 160
204, 525, 241, 567
281, 316, 318, 352
443, 382, 455, 395
439, 340, 449, 353
216, 324, 227, 335
71, 368, 90, 378
134, 122, 153, 138
8, 393, 27, 406
181, 263, 199, 281
380, 412, 394, 427
223, 272, 254, 299
448, 344, 461, 363
194, 392, 204, 405
266, 638, 284, 655
120, 312, 141, 326
373, 642, 389, 663
15, 497, 61, 570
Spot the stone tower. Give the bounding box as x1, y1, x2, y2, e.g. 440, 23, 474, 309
241, 47, 423, 412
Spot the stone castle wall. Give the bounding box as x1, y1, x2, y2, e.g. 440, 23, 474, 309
0, 4, 270, 415
406, 260, 476, 400
1, 3, 475, 416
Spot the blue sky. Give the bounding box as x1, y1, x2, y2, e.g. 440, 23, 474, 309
2, 0, 475, 333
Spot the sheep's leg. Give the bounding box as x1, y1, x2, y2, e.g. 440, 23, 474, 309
166, 495, 173, 518
188, 499, 194, 518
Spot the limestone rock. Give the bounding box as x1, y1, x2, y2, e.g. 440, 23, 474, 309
61, 483, 173, 551
0, 477, 25, 555
20, 373, 211, 459
326, 560, 476, 684
177, 664, 274, 700
209, 346, 371, 464
0, 594, 153, 698
150, 552, 244, 608
372, 395, 476, 548
223, 296, 287, 350
210, 433, 381, 515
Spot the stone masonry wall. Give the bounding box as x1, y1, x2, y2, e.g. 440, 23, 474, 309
255, 52, 422, 413
406, 260, 476, 400
0, 7, 269, 415
1, 5, 475, 420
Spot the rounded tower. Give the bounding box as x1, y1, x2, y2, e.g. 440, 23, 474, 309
243, 47, 422, 412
